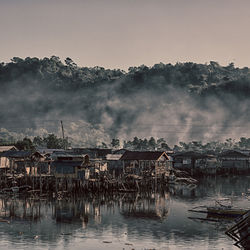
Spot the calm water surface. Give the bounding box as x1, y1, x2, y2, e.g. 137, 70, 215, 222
0, 176, 249, 250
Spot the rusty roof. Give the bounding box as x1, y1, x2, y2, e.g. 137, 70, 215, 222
0, 146, 17, 152
120, 151, 169, 161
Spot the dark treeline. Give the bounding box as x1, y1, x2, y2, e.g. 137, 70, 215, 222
1, 56, 250, 146
1, 57, 249, 94
0, 134, 69, 151
121, 137, 250, 152
2, 135, 250, 153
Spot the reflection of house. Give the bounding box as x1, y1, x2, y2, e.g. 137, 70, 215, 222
0, 198, 42, 222
120, 151, 171, 177
121, 193, 170, 220
218, 150, 250, 173
55, 200, 87, 223
54, 199, 102, 226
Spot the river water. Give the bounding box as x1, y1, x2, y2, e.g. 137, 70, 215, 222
0, 176, 249, 250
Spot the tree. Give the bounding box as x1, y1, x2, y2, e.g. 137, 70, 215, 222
148, 137, 156, 150
65, 57, 77, 67
225, 138, 234, 149
141, 138, 148, 150
132, 137, 140, 149
111, 138, 120, 149
33, 136, 45, 147
179, 142, 189, 151
101, 142, 108, 148
44, 134, 64, 149
161, 142, 171, 151
15, 138, 34, 151
238, 137, 250, 149
173, 145, 181, 152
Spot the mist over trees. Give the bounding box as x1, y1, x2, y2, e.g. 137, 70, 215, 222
2, 135, 250, 153
1, 56, 250, 147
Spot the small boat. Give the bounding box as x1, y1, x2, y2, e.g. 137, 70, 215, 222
189, 198, 249, 218
207, 207, 247, 217
207, 198, 248, 217
168, 175, 198, 185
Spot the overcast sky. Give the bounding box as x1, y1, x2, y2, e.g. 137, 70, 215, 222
0, 0, 249, 70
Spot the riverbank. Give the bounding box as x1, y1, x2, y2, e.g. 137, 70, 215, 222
0, 176, 249, 250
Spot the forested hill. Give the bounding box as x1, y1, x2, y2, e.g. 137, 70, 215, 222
1, 56, 250, 146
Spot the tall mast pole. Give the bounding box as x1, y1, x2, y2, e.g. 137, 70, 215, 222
60, 120, 66, 150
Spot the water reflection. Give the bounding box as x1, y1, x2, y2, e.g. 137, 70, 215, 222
121, 192, 170, 220
0, 176, 249, 249
0, 198, 43, 222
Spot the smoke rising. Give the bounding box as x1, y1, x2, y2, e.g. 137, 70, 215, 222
1, 57, 250, 146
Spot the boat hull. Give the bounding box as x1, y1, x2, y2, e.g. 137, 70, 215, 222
207, 207, 247, 217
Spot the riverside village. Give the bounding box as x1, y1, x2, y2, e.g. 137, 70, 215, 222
0, 136, 249, 249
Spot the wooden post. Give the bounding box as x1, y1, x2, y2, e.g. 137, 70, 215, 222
154, 161, 157, 191
38, 162, 42, 196
56, 177, 58, 193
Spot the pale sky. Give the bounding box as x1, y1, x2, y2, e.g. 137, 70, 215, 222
0, 0, 250, 70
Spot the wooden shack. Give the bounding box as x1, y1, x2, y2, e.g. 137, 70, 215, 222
218, 150, 250, 174
0, 146, 18, 171
172, 151, 207, 172
51, 153, 90, 179
196, 155, 220, 175
106, 153, 123, 177
0, 150, 44, 175
120, 151, 171, 177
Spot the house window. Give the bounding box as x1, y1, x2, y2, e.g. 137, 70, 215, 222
183, 159, 191, 164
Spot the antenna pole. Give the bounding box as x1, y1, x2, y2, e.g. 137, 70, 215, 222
60, 120, 66, 150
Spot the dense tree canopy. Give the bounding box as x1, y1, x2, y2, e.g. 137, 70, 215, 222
1, 57, 250, 147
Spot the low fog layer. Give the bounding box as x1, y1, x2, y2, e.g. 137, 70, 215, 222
0, 57, 250, 147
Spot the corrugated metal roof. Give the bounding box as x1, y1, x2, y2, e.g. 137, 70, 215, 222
36, 148, 64, 154
0, 151, 42, 158
219, 149, 250, 157
106, 154, 122, 161
52, 151, 88, 157
120, 151, 168, 161
0, 146, 17, 152
173, 151, 206, 158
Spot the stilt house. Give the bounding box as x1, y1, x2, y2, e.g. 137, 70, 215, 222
51, 152, 90, 179
218, 150, 250, 174
0, 150, 45, 175
120, 151, 171, 177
